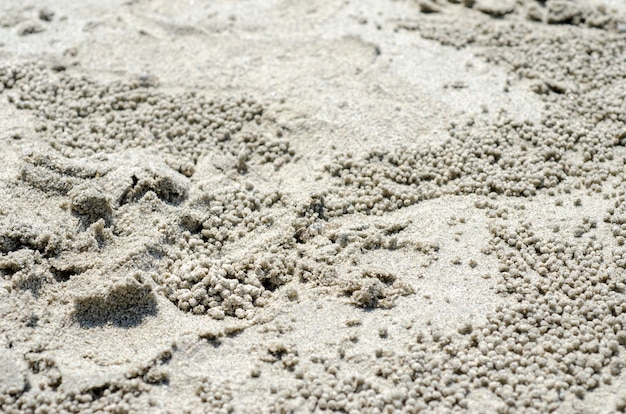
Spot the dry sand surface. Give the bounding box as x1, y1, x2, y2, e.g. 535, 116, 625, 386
1, 0, 626, 412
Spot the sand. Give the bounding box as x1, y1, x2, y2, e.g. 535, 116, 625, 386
0, 0, 626, 413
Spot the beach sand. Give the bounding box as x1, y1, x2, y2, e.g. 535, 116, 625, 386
1, 0, 626, 412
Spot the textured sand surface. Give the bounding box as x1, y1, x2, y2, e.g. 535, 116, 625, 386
1, 1, 626, 413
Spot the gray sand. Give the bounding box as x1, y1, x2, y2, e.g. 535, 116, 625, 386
1, 0, 626, 413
